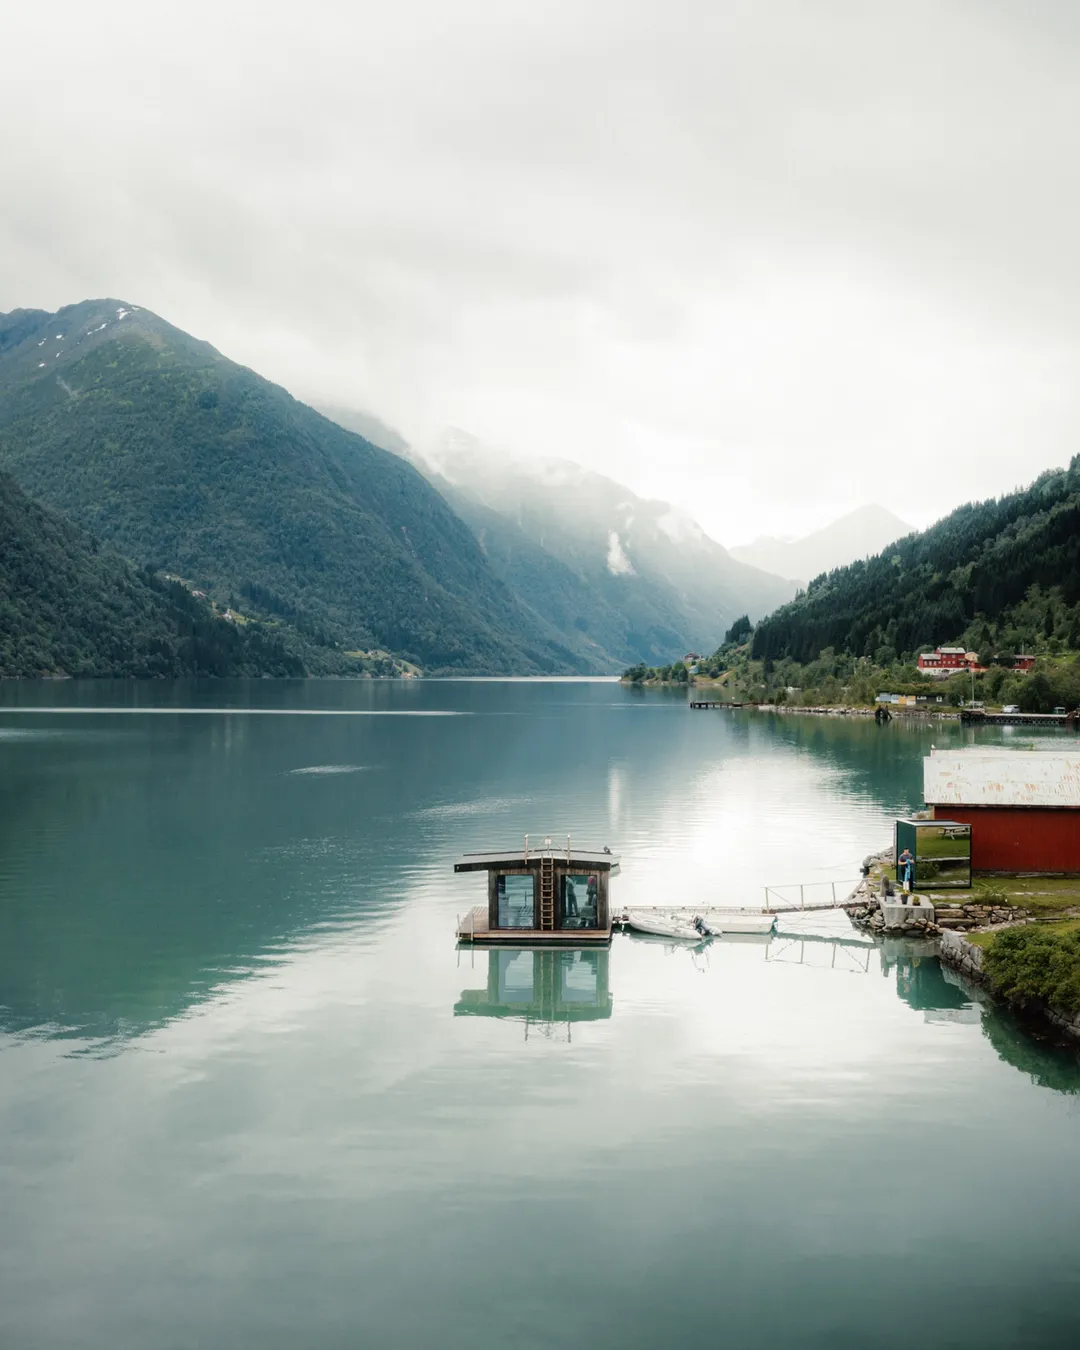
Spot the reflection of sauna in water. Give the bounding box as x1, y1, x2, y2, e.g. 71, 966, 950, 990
455, 948, 612, 1031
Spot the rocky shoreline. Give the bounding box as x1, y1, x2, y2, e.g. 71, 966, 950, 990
843, 846, 1032, 936
937, 929, 1080, 1044
847, 891, 1031, 937
753, 703, 959, 720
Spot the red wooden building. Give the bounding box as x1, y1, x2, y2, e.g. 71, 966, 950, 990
924, 749, 1080, 873
917, 646, 979, 676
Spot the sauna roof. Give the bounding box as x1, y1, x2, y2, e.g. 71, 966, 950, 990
454, 848, 619, 873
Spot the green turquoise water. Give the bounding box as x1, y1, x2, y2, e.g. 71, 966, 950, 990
1, 680, 1078, 1349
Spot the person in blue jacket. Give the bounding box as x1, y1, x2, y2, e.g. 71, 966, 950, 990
898, 847, 915, 892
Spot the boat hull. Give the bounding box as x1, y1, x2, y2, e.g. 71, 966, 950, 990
623, 911, 708, 941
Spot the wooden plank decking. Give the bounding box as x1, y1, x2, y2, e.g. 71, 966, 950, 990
456, 906, 612, 945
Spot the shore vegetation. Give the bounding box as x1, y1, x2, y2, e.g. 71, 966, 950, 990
625, 612, 1080, 714
982, 925, 1080, 1015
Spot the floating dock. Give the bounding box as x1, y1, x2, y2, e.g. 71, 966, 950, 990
456, 904, 612, 945
960, 710, 1079, 727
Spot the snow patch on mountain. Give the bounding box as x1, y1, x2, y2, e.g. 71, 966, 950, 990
606, 531, 634, 576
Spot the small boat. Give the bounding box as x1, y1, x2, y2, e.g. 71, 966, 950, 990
624, 910, 713, 941
697, 909, 776, 936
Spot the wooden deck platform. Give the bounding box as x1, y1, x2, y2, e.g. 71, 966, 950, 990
960, 709, 1079, 727
456, 906, 612, 945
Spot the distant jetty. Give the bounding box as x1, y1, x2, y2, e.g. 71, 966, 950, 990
690, 702, 959, 719
961, 709, 1080, 728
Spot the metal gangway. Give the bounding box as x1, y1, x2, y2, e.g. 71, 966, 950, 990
761, 878, 863, 913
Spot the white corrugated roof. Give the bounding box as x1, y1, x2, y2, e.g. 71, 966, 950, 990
925, 749, 1080, 807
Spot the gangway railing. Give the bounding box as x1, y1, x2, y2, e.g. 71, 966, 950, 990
765, 935, 872, 974
762, 879, 863, 912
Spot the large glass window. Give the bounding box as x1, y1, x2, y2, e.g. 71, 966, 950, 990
560, 873, 600, 929
496, 874, 534, 928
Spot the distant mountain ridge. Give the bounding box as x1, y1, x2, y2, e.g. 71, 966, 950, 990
731, 505, 912, 583
324, 413, 796, 665
0, 300, 591, 675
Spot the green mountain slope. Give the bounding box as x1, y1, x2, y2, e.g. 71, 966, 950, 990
0, 471, 303, 677
752, 459, 1080, 663
0, 301, 585, 674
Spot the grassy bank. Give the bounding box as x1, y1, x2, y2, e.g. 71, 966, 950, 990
968, 917, 1080, 949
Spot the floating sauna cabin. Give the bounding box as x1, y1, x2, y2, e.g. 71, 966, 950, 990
455, 836, 617, 944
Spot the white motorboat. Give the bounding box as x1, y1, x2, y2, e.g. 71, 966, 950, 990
697, 909, 776, 936
623, 910, 712, 941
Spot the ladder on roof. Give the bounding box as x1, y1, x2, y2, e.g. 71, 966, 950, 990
539, 854, 555, 931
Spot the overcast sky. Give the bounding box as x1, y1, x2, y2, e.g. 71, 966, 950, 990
5, 1, 1080, 544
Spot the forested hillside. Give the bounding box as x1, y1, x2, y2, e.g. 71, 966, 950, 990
752, 460, 1080, 664
0, 472, 303, 677
0, 302, 585, 675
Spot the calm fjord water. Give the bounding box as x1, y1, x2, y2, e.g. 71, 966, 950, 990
1, 679, 1079, 1350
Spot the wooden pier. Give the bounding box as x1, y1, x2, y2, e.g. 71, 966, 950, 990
689, 700, 744, 709
960, 709, 1079, 727
456, 905, 612, 946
